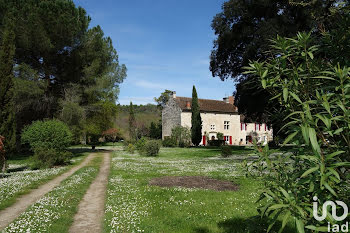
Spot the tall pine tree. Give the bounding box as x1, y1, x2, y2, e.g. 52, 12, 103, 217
0, 16, 16, 156
128, 102, 136, 140
191, 86, 202, 146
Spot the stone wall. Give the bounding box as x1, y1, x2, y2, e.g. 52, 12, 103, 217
162, 97, 182, 139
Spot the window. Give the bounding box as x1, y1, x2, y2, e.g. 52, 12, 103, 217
224, 121, 230, 130
210, 124, 216, 130
225, 136, 230, 143
241, 123, 247, 131
255, 123, 261, 131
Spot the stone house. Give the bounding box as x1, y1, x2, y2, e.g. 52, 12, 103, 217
162, 91, 273, 146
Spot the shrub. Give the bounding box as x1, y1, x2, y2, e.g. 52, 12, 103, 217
217, 132, 224, 140
143, 140, 160, 156
21, 120, 72, 152
171, 126, 191, 147
162, 137, 176, 147
208, 140, 225, 147
135, 137, 147, 152
21, 120, 73, 169
126, 143, 135, 154
31, 148, 72, 169
221, 146, 232, 157
246, 33, 350, 232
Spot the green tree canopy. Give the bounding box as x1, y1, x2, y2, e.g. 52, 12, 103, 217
0, 0, 127, 148
211, 0, 350, 135
128, 102, 136, 140
0, 15, 16, 154
191, 86, 202, 146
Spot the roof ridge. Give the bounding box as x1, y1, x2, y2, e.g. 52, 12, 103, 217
176, 96, 228, 102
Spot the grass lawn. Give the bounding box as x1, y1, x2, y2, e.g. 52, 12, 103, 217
0, 150, 89, 211
104, 147, 295, 233
3, 154, 102, 233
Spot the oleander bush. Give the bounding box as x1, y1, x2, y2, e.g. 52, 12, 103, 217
245, 32, 350, 232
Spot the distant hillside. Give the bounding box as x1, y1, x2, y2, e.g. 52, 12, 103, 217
115, 104, 161, 139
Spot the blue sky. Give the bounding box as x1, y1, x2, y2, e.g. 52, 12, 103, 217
74, 0, 235, 105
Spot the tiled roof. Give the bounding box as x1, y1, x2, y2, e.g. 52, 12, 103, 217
175, 97, 237, 113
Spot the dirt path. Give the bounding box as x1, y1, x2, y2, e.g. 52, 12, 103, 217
0, 153, 96, 230
69, 152, 111, 233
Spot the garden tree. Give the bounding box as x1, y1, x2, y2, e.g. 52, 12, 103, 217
128, 102, 136, 140
135, 122, 149, 139
85, 101, 118, 144
58, 84, 85, 144
154, 89, 172, 109
0, 0, 127, 147
246, 33, 350, 232
149, 121, 162, 139
0, 16, 16, 155
191, 86, 202, 146
210, 0, 348, 132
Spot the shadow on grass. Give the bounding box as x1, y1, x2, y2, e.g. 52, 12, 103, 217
68, 148, 113, 156
194, 216, 295, 233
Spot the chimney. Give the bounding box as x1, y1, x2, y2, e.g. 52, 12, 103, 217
186, 101, 191, 109
171, 91, 176, 99
223, 97, 229, 103
228, 96, 234, 105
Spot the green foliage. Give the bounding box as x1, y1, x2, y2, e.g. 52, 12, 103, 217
21, 120, 73, 152
31, 148, 72, 169
191, 86, 202, 146
211, 1, 350, 137
149, 121, 162, 139
0, 0, 126, 149
125, 143, 135, 154
58, 85, 85, 144
154, 89, 173, 109
128, 102, 136, 140
162, 137, 177, 148
135, 137, 148, 152
245, 32, 350, 232
85, 101, 118, 145
143, 140, 161, 157
171, 126, 191, 147
217, 132, 224, 140
221, 146, 232, 157
0, 16, 16, 154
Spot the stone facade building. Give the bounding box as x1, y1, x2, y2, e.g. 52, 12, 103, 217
162, 91, 273, 146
